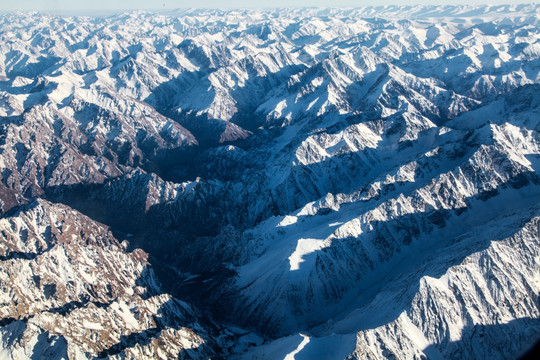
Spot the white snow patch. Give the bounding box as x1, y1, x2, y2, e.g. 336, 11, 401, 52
289, 238, 329, 271
82, 320, 103, 330
278, 215, 298, 227
284, 334, 310, 360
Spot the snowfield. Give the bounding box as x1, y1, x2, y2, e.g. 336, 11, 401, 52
0, 4, 539, 359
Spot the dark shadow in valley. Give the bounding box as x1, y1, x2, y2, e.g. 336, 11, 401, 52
36, 121, 491, 336
521, 337, 540, 360
227, 63, 307, 132
209, 169, 540, 339
424, 317, 540, 360
0, 317, 20, 327
311, 171, 540, 328
46, 298, 112, 317
97, 327, 160, 358
144, 62, 306, 147
30, 331, 69, 360
96, 297, 219, 359
0, 251, 39, 261
148, 144, 205, 183
42, 179, 237, 304
37, 92, 540, 346
0, 220, 219, 358
4, 51, 61, 79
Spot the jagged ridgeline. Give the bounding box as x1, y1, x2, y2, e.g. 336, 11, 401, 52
0, 4, 539, 359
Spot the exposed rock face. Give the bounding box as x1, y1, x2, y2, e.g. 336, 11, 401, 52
347, 209, 540, 360
0, 200, 216, 359
0, 4, 539, 359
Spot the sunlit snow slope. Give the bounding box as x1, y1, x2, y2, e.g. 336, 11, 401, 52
0, 4, 539, 359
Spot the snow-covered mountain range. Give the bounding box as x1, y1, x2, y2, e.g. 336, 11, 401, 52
0, 4, 539, 359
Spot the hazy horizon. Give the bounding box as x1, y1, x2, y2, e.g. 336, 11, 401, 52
0, 0, 535, 15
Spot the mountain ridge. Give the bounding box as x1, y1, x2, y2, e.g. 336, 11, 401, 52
0, 5, 539, 359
